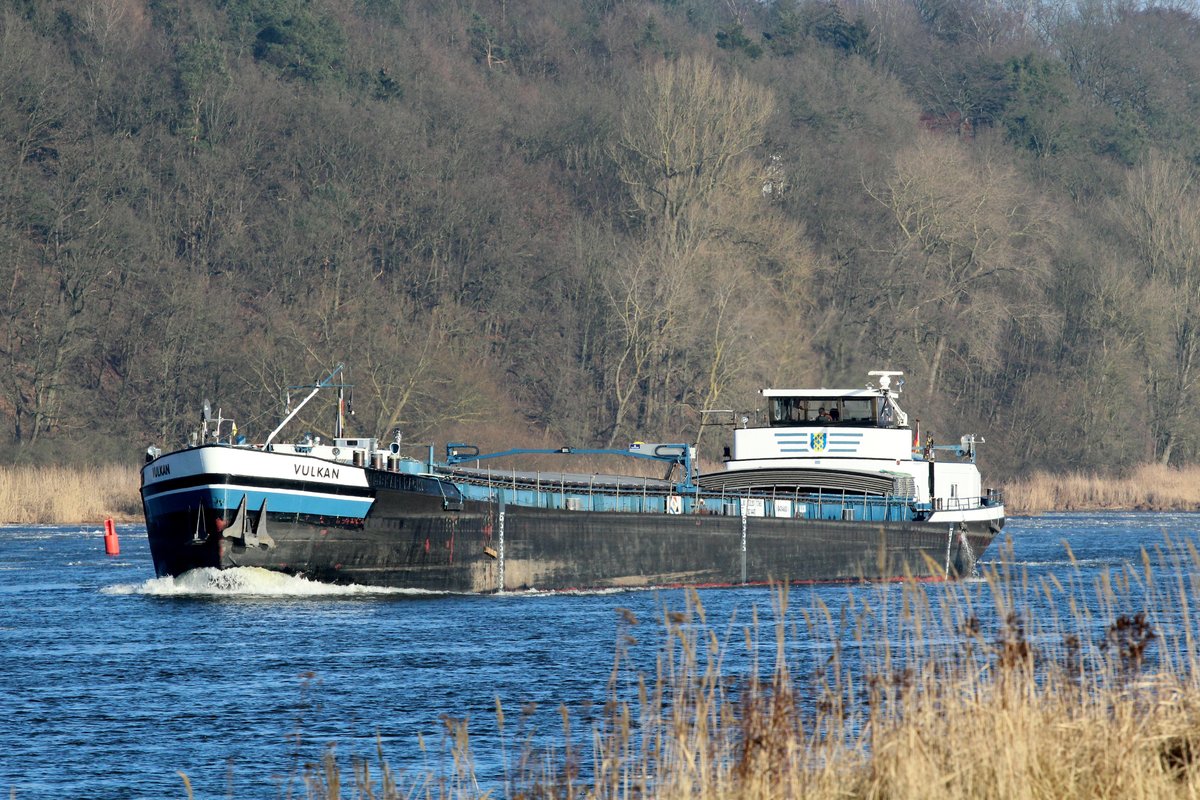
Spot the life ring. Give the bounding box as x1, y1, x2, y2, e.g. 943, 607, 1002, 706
666, 495, 682, 515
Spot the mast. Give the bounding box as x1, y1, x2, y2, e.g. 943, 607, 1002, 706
264, 364, 345, 447
335, 384, 345, 439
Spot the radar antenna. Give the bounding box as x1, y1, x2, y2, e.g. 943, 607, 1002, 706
868, 370, 905, 393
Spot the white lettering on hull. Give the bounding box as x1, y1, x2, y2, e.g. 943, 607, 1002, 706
294, 464, 340, 480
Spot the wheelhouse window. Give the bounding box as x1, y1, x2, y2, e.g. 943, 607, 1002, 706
769, 397, 809, 425
768, 396, 881, 426
840, 398, 876, 425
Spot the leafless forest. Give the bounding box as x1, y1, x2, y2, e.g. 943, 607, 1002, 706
2, 0, 1198, 478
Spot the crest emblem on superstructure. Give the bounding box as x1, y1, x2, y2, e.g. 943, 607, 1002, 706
810, 432, 827, 453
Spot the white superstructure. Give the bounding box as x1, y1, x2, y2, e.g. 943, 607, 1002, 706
705, 371, 1003, 528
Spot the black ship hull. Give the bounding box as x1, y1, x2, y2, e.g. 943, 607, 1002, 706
146, 481, 1001, 592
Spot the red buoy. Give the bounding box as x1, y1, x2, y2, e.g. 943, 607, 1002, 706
104, 518, 119, 556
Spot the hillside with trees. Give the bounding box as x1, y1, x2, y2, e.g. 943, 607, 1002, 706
2, 0, 1199, 479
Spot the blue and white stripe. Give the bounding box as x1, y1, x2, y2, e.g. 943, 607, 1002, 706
145, 482, 373, 519
773, 431, 865, 455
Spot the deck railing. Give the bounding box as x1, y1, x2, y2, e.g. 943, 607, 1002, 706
443, 468, 928, 522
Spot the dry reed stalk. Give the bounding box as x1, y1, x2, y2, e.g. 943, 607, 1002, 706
1004, 463, 1200, 515
858, 549, 1200, 799
188, 537, 1200, 800
0, 464, 141, 523
494, 539, 1200, 800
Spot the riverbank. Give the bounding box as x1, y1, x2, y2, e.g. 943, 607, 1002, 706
1001, 462, 1200, 515
1, 462, 1199, 523
0, 464, 142, 524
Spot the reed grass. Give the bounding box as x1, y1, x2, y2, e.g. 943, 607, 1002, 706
1004, 462, 1200, 515
287, 535, 1200, 800
0, 463, 142, 523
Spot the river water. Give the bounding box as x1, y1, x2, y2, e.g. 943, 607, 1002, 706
2, 512, 1198, 799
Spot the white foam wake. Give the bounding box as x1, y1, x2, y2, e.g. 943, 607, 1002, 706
102, 567, 437, 597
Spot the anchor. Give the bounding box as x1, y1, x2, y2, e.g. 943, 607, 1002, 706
191, 505, 210, 545
222, 495, 275, 550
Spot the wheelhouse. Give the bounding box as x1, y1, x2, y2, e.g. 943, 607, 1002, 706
763, 390, 906, 429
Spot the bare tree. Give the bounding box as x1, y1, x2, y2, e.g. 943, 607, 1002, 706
614, 54, 776, 257
1121, 150, 1200, 464
869, 132, 1053, 404
603, 57, 781, 443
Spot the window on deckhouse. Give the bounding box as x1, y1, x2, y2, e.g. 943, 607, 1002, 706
768, 397, 880, 427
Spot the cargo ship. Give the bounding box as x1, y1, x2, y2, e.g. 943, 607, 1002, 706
140, 367, 1005, 592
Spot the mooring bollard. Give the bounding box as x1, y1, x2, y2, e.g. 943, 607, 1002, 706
104, 518, 119, 556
